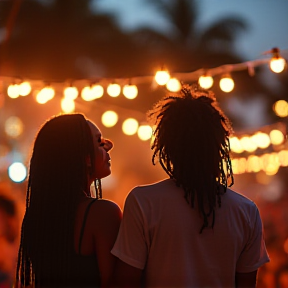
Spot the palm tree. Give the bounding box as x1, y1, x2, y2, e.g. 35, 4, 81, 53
0, 0, 140, 81
120, 0, 281, 127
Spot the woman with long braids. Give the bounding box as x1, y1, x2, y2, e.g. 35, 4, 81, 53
15, 113, 122, 288
111, 84, 269, 288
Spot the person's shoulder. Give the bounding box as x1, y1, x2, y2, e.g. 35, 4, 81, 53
90, 198, 122, 218
125, 178, 176, 206
225, 188, 258, 210
130, 178, 173, 194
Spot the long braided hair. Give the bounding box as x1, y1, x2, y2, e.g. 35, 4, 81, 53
148, 84, 234, 233
15, 113, 102, 287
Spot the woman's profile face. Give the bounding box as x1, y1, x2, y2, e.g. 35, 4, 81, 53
87, 121, 113, 180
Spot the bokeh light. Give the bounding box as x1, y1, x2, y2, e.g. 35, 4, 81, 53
269, 129, 284, 145
122, 118, 139, 135
64, 86, 78, 100
219, 75, 234, 93
270, 57, 286, 73
166, 78, 181, 92
198, 75, 213, 89
61, 98, 75, 113
19, 81, 32, 96
107, 83, 121, 97
4, 116, 24, 138
273, 100, 288, 117
8, 162, 27, 183
101, 111, 118, 127
36, 87, 55, 104
123, 84, 138, 99
137, 125, 153, 141
155, 70, 170, 85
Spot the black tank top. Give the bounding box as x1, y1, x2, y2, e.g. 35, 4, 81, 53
38, 199, 101, 288
71, 199, 101, 287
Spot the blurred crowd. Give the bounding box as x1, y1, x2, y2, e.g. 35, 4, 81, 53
0, 182, 25, 288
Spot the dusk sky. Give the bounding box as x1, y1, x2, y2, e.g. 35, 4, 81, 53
93, 0, 288, 61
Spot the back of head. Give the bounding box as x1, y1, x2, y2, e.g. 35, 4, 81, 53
16, 113, 95, 286
148, 84, 234, 232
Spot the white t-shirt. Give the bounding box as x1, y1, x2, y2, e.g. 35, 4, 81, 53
111, 178, 270, 288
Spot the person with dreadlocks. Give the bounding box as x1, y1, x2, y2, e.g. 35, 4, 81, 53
14, 113, 122, 288
111, 84, 269, 288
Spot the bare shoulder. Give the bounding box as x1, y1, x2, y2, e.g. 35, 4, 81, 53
89, 199, 122, 221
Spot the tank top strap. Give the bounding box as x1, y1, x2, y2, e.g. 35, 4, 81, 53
78, 199, 98, 254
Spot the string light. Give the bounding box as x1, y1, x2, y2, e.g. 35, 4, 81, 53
198, 74, 213, 89
269, 47, 286, 73
101, 110, 118, 127
123, 84, 138, 99
166, 77, 181, 92
107, 83, 121, 97
81, 84, 104, 101
2, 47, 287, 107
155, 69, 170, 85
269, 129, 284, 145
36, 86, 55, 104
122, 118, 139, 135
91, 84, 104, 99
7, 84, 20, 98
219, 74, 234, 93
63, 85, 78, 100
18, 81, 31, 96
273, 100, 288, 117
137, 125, 153, 141
61, 97, 75, 113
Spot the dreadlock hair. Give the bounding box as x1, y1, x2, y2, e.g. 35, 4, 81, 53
15, 113, 102, 288
148, 83, 234, 233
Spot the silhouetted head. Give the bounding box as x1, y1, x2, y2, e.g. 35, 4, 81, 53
29, 113, 113, 201
148, 84, 234, 232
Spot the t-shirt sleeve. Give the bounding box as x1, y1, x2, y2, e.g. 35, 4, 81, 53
111, 189, 148, 270
236, 206, 270, 273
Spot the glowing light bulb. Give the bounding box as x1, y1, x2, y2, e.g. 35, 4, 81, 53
36, 87, 55, 104
219, 75, 234, 93
251, 132, 270, 149
198, 75, 213, 89
81, 86, 93, 101
166, 78, 181, 92
239, 136, 257, 152
278, 150, 288, 167
229, 136, 244, 153
101, 111, 118, 127
137, 125, 153, 141
123, 84, 138, 99
7, 84, 20, 98
8, 162, 27, 183
273, 100, 288, 117
269, 129, 284, 145
61, 98, 75, 113
64, 86, 78, 100
270, 57, 286, 73
90, 84, 104, 99
107, 83, 121, 97
19, 81, 32, 96
122, 118, 139, 135
155, 70, 170, 85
